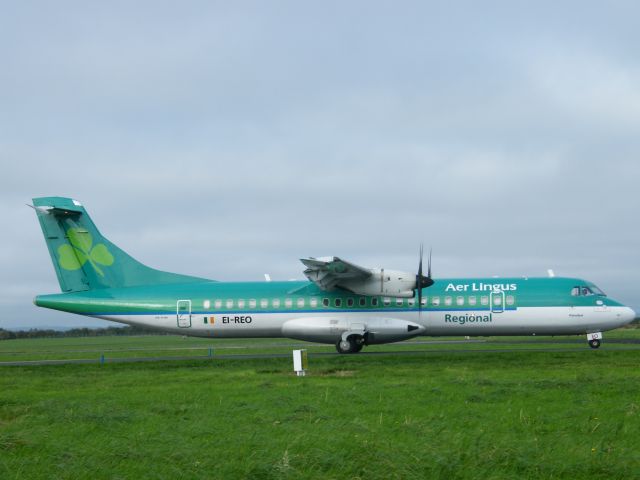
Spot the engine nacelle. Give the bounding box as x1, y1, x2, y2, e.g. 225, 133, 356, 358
339, 269, 417, 298
281, 316, 425, 345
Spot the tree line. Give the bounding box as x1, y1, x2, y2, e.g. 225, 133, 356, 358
0, 325, 164, 340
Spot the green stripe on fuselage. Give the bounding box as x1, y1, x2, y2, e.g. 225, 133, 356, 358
34, 277, 623, 316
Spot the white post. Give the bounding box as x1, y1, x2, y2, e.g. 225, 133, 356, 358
293, 349, 307, 376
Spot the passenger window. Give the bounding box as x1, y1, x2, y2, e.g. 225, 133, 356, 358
493, 296, 502, 305
506, 295, 515, 306
322, 298, 329, 307
297, 298, 305, 308
237, 299, 245, 308
432, 297, 440, 306
444, 296, 452, 306
359, 298, 366, 307
468, 296, 477, 306
383, 297, 391, 306
260, 299, 268, 308
421, 297, 427, 306
347, 298, 354, 307
310, 298, 318, 308
408, 298, 415, 306
285, 298, 293, 308
571, 287, 580, 297
272, 299, 280, 308
456, 296, 464, 306
396, 298, 403, 307
334, 298, 342, 307
225, 299, 234, 309
481, 296, 489, 306
371, 298, 379, 307
214, 300, 222, 309
248, 299, 256, 308
203, 300, 211, 309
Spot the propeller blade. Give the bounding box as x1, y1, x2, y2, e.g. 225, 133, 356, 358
416, 245, 434, 317
417, 244, 424, 316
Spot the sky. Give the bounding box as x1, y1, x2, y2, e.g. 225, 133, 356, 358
1, 1, 638, 329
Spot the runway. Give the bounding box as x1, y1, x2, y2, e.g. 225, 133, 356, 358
1, 338, 639, 366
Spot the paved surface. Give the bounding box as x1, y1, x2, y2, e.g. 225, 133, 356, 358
1, 340, 639, 366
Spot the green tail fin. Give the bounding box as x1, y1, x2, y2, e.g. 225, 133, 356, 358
32, 197, 208, 292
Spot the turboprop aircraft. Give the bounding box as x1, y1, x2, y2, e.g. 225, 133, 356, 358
31, 197, 636, 353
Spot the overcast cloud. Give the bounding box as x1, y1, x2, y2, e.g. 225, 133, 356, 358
1, 1, 638, 328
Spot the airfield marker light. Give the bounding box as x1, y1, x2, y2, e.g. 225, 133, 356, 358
293, 349, 308, 376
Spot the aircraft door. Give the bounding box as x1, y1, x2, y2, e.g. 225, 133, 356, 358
177, 300, 192, 328
490, 291, 505, 314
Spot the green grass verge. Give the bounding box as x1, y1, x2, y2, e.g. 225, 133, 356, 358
0, 327, 639, 362
1, 345, 639, 479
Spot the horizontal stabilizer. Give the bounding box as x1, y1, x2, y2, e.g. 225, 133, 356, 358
28, 204, 83, 217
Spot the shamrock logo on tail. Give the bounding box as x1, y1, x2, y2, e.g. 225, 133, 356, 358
58, 228, 114, 276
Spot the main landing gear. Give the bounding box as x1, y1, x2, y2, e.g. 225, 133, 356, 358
336, 335, 365, 354
587, 332, 602, 349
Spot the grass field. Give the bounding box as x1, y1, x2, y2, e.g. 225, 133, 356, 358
1, 332, 639, 479
0, 327, 639, 363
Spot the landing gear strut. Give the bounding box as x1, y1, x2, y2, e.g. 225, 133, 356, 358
336, 335, 364, 354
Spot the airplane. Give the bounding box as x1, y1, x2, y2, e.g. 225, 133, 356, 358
30, 197, 636, 353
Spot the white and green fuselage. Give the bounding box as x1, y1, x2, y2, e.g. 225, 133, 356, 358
31, 197, 636, 352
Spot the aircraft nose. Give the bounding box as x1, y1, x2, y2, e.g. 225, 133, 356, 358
623, 307, 636, 324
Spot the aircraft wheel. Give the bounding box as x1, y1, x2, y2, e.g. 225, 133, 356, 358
336, 336, 362, 354
588, 339, 601, 349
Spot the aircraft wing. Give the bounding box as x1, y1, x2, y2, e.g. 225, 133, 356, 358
300, 256, 372, 291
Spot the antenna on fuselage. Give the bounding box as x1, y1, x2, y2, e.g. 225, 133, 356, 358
547, 269, 555, 278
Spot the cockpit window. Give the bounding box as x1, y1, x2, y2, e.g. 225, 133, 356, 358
571, 285, 606, 297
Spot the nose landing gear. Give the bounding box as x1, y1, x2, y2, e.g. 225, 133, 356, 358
587, 332, 602, 349
588, 339, 601, 349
